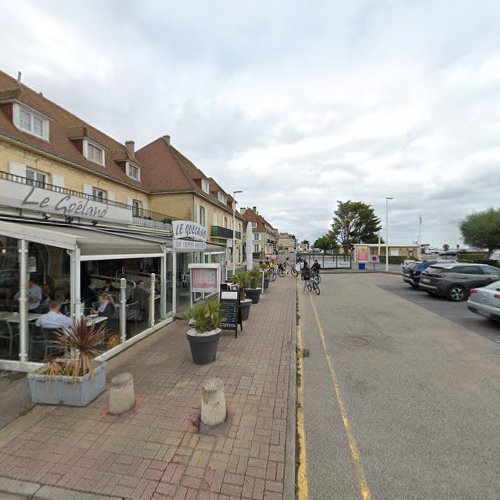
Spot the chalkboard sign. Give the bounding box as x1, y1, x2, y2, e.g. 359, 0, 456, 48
220, 284, 242, 338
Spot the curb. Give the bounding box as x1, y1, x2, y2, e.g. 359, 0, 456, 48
283, 282, 298, 500
0, 476, 121, 499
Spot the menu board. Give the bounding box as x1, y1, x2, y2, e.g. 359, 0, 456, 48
220, 285, 242, 338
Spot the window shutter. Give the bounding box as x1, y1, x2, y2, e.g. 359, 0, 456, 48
9, 161, 26, 178
107, 191, 115, 202
83, 184, 93, 196
51, 174, 65, 188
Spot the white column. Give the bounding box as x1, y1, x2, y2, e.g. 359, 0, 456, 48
149, 273, 155, 327
172, 252, 177, 317
160, 252, 167, 320
18, 239, 28, 363
120, 278, 127, 342
72, 247, 82, 319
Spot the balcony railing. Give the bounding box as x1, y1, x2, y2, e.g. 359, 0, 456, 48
0, 170, 174, 231
211, 225, 241, 239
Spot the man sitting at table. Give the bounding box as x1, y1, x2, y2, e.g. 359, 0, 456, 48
35, 300, 72, 331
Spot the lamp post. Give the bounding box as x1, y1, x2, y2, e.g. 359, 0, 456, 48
232, 190, 243, 276
385, 197, 394, 272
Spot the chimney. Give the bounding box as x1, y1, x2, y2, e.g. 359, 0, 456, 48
125, 140, 135, 154
252, 206, 257, 213
17, 71, 22, 83
163, 135, 171, 146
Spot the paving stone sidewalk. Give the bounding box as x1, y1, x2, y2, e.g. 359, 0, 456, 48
0, 278, 296, 499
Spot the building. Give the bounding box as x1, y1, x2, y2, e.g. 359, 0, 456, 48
277, 232, 296, 254
241, 207, 279, 259
136, 137, 245, 271
0, 69, 229, 371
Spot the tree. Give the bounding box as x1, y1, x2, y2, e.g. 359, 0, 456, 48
330, 200, 382, 253
314, 235, 337, 252
301, 240, 310, 245
443, 243, 450, 252
460, 208, 500, 257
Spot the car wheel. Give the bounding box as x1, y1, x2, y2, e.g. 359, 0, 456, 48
447, 285, 467, 302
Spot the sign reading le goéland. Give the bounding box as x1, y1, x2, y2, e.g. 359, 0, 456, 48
173, 220, 207, 241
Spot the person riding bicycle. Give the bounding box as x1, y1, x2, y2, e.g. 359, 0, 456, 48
312, 259, 321, 276
302, 264, 313, 292
283, 257, 290, 269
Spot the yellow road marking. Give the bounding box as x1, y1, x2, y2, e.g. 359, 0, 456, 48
309, 294, 372, 500
297, 294, 309, 500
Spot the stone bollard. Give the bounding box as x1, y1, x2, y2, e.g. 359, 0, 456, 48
109, 373, 135, 415
201, 378, 226, 427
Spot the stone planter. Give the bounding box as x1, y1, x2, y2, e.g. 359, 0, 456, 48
240, 299, 252, 321
245, 288, 262, 304
28, 362, 107, 407
263, 277, 270, 290
186, 328, 221, 365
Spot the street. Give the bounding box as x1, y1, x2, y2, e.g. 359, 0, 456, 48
300, 273, 500, 500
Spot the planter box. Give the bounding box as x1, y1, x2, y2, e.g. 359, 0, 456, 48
186, 328, 221, 365
28, 362, 107, 407
245, 288, 262, 304
240, 299, 252, 321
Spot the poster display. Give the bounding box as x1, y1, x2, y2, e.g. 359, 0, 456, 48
355, 245, 369, 263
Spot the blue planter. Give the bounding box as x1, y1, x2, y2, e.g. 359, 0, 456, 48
28, 362, 107, 406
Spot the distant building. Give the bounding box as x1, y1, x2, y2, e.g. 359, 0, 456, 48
277, 232, 296, 253
352, 243, 421, 261
241, 207, 279, 258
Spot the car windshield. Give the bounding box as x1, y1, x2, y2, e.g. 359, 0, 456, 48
485, 280, 500, 290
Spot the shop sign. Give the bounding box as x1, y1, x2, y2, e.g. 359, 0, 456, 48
173, 220, 207, 241
173, 239, 207, 250
188, 264, 220, 293
0, 180, 132, 224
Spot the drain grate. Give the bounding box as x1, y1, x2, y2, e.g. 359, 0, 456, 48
341, 336, 369, 347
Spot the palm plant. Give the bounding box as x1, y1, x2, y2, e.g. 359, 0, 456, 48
186, 301, 222, 333
50, 317, 108, 379
248, 268, 262, 288
231, 271, 250, 300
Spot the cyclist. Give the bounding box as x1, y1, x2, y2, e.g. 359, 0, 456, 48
312, 259, 321, 277
302, 264, 313, 293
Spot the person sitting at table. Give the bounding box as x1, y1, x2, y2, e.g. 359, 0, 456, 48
101, 279, 118, 293
14, 278, 43, 312
130, 280, 149, 320
82, 282, 97, 310
93, 293, 115, 320
35, 300, 72, 331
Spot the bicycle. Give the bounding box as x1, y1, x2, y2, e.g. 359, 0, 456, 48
269, 267, 278, 282
312, 271, 321, 284
278, 264, 290, 277
291, 267, 299, 277
306, 279, 320, 295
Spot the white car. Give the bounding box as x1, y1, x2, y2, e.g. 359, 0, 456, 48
467, 280, 500, 322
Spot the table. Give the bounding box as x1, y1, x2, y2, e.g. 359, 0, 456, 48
85, 316, 107, 327
0, 312, 41, 323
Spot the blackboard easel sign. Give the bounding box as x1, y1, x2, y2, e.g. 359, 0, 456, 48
220, 283, 242, 338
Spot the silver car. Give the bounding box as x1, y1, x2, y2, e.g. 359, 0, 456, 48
466, 280, 500, 322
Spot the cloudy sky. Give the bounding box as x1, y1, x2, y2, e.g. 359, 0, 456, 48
2, 0, 500, 247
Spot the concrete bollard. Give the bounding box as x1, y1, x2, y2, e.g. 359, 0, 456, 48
109, 373, 135, 415
201, 378, 226, 427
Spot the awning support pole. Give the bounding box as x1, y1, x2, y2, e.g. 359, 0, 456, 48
70, 248, 82, 320
172, 252, 177, 317
149, 273, 155, 327
18, 239, 28, 363
160, 252, 167, 320
120, 278, 127, 343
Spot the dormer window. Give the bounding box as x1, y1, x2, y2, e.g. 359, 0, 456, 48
83, 140, 105, 165
217, 192, 227, 204
126, 162, 141, 181
13, 103, 49, 141
202, 179, 210, 193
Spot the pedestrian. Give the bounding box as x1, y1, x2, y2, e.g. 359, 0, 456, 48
302, 264, 313, 293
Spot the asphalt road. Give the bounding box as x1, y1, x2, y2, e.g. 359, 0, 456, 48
300, 273, 500, 500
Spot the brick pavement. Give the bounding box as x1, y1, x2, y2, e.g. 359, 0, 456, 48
0, 277, 296, 499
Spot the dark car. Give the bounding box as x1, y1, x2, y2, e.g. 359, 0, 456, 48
402, 260, 455, 288
419, 263, 500, 301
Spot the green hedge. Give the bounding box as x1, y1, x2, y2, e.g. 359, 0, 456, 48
388, 256, 407, 264
458, 258, 500, 268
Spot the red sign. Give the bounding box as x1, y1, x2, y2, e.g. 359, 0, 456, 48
191, 268, 218, 291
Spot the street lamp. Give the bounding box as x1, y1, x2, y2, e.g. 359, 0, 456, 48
232, 190, 243, 276
385, 197, 394, 272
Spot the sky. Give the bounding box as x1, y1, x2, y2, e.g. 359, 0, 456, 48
2, 0, 500, 247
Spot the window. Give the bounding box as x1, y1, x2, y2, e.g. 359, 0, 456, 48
198, 206, 206, 226
252, 222, 257, 228
482, 266, 500, 276
254, 244, 260, 253
25, 168, 47, 188
223, 216, 228, 228
14, 104, 49, 140
254, 233, 261, 241
202, 179, 210, 193
92, 187, 107, 202
84, 140, 105, 165
126, 162, 141, 181
218, 192, 227, 204
132, 199, 143, 217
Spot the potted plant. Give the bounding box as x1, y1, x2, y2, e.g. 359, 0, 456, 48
185, 301, 222, 365
245, 268, 262, 304
28, 318, 108, 407
260, 264, 271, 290
232, 271, 252, 321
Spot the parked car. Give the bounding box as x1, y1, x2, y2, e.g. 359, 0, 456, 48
467, 281, 500, 322
402, 260, 455, 288
419, 263, 500, 301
